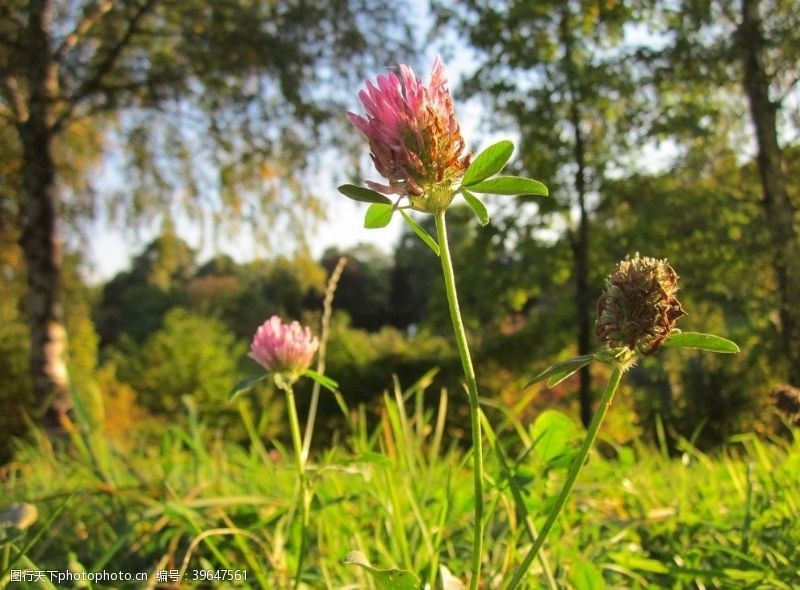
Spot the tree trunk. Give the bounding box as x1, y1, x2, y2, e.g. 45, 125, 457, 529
18, 0, 71, 429
561, 6, 593, 426
738, 0, 800, 385
572, 106, 592, 427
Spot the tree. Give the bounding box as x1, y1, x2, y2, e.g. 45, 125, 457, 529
113, 308, 244, 418
0, 0, 411, 427
437, 0, 639, 424
95, 224, 195, 346
321, 244, 392, 331
221, 254, 327, 341
390, 214, 441, 330
596, 144, 779, 444
736, 0, 800, 385
644, 0, 800, 385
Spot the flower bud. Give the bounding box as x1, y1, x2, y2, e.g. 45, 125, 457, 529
249, 316, 319, 381
596, 253, 686, 355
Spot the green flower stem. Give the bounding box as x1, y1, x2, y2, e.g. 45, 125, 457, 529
505, 365, 624, 590
284, 384, 310, 590
479, 411, 558, 590
435, 210, 485, 590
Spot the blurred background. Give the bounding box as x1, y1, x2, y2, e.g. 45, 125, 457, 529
2, 0, 799, 462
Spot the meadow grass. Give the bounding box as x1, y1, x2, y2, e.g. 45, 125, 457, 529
1, 375, 798, 589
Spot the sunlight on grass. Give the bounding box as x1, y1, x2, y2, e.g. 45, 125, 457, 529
2, 374, 798, 588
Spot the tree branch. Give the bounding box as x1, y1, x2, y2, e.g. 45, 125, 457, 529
53, 0, 116, 60
52, 0, 158, 133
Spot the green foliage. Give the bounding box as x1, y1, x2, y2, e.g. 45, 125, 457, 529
465, 176, 548, 197
0, 247, 100, 461
321, 245, 393, 332
569, 560, 605, 590
461, 190, 489, 226
528, 355, 596, 389
95, 228, 195, 346
531, 409, 580, 468
113, 309, 245, 420
461, 140, 514, 187
323, 316, 458, 409
220, 255, 326, 341
390, 218, 442, 329
3, 380, 799, 588
364, 203, 394, 228
392, 205, 551, 334
0, 311, 33, 463
343, 551, 422, 589
338, 184, 393, 204
594, 150, 782, 445
663, 332, 740, 354
400, 211, 440, 256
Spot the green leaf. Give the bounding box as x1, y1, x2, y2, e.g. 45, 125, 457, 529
531, 410, 579, 466
338, 184, 392, 204
354, 452, 391, 465
663, 332, 740, 354
569, 560, 606, 590
526, 354, 595, 389
343, 551, 421, 590
608, 552, 669, 574
461, 140, 514, 186
228, 374, 268, 402
462, 190, 490, 226
468, 176, 549, 197
305, 369, 338, 392
364, 203, 394, 228
400, 211, 440, 256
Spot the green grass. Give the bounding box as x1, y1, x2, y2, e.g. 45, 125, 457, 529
1, 376, 799, 589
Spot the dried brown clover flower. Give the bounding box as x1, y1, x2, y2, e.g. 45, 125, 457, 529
773, 384, 800, 424
596, 253, 686, 355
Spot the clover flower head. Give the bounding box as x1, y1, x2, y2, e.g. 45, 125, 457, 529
249, 316, 319, 378
348, 56, 470, 211
596, 253, 686, 355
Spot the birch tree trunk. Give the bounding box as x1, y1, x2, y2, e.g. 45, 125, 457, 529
17, 0, 71, 428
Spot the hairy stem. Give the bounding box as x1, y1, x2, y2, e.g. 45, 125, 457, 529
505, 365, 623, 589
435, 210, 485, 590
